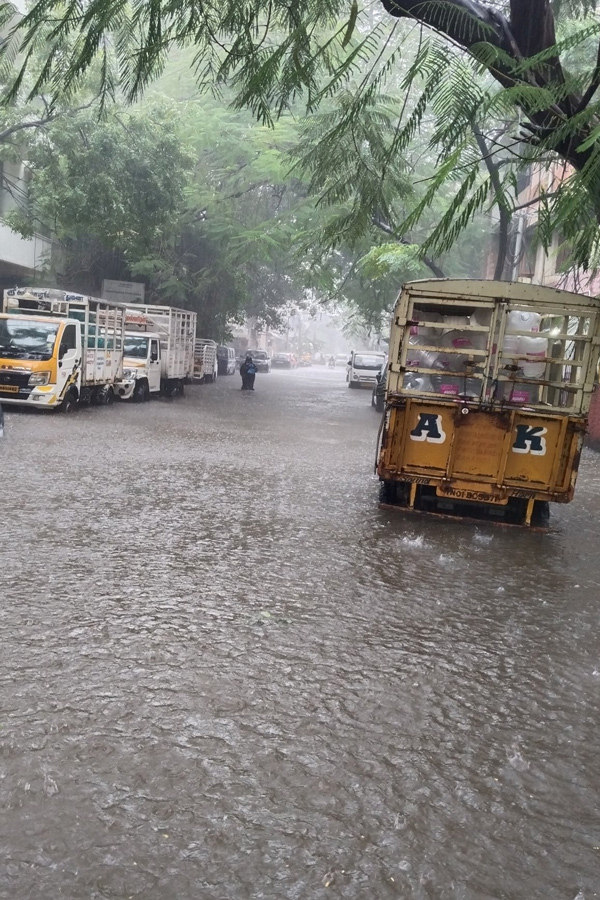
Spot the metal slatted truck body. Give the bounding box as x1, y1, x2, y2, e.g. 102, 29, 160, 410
194, 339, 218, 383
0, 287, 125, 412
118, 305, 197, 400
377, 279, 600, 526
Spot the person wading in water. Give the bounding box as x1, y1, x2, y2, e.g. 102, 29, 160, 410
240, 354, 257, 391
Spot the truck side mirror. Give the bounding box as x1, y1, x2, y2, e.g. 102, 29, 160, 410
150, 351, 158, 362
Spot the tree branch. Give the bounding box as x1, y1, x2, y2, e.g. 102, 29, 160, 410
512, 190, 560, 212
0, 94, 103, 145
378, 0, 598, 186
222, 180, 270, 201
0, 115, 56, 143
472, 125, 511, 280
372, 215, 446, 278
576, 37, 600, 113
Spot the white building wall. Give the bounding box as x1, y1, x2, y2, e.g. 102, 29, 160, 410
0, 220, 53, 272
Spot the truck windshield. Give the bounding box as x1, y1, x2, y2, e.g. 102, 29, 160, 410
124, 336, 149, 359
0, 317, 59, 360
353, 355, 384, 369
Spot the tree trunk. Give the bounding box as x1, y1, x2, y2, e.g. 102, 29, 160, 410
379, 0, 599, 185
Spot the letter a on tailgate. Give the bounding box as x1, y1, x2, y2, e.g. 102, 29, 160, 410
410, 413, 446, 444
512, 424, 547, 455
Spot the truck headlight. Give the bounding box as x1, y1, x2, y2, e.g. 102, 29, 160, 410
28, 371, 51, 386
123, 368, 138, 380
352, 373, 359, 380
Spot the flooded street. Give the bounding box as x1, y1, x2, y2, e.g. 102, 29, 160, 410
2, 366, 600, 900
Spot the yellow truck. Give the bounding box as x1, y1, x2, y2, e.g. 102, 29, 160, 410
377, 279, 600, 526
1, 287, 126, 412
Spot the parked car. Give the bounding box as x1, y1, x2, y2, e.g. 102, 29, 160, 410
271, 352, 296, 368
217, 345, 236, 375
372, 361, 388, 412
246, 349, 271, 372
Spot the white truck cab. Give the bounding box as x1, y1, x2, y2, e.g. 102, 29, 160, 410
118, 305, 196, 400
118, 332, 163, 401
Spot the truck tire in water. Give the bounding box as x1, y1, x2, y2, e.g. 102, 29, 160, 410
532, 500, 551, 527
92, 386, 114, 406
59, 389, 78, 414
133, 380, 150, 403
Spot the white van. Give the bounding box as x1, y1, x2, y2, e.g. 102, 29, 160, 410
347, 351, 386, 388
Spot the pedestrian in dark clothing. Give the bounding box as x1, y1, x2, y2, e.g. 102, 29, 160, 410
240, 354, 257, 390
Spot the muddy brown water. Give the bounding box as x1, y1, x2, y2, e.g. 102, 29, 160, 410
1, 367, 599, 899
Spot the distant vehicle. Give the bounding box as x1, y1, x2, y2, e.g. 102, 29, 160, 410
217, 345, 236, 375
246, 349, 271, 372
335, 353, 349, 367
271, 352, 296, 368
347, 351, 386, 388
299, 353, 312, 367
372, 361, 388, 412
194, 339, 218, 383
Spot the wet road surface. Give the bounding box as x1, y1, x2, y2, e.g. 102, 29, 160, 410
1, 366, 600, 899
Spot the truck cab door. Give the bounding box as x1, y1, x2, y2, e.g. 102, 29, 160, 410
57, 324, 79, 397
148, 339, 161, 392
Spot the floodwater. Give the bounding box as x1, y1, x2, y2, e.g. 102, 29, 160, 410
1, 366, 599, 900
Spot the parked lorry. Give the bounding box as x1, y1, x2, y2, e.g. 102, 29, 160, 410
194, 338, 218, 383
117, 304, 197, 401
0, 287, 126, 412
377, 279, 600, 526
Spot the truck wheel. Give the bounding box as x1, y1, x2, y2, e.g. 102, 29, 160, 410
133, 380, 149, 403
60, 388, 78, 414
92, 386, 114, 405
531, 500, 550, 527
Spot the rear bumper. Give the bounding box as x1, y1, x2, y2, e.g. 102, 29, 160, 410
351, 376, 377, 387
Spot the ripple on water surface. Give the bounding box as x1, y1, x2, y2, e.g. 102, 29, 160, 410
1, 370, 599, 899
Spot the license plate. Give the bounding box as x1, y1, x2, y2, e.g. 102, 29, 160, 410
436, 486, 508, 505
0, 385, 19, 393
